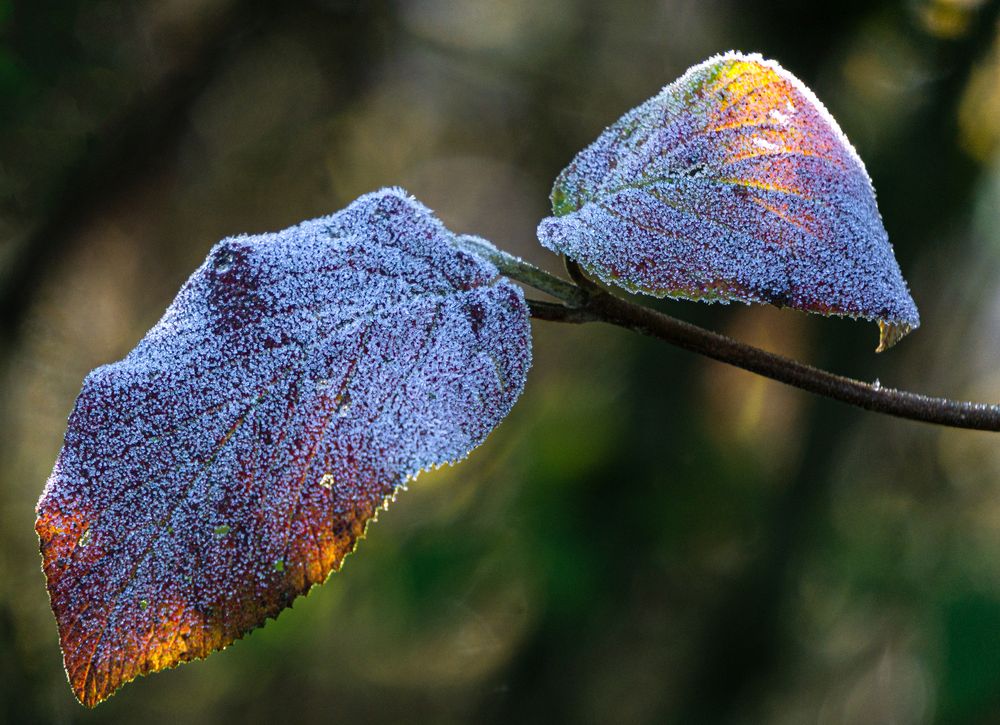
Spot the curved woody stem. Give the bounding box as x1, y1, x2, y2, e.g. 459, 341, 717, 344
484, 245, 1000, 432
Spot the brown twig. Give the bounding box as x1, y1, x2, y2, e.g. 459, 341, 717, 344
512, 262, 1000, 431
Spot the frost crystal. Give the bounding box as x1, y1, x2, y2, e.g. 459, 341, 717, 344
538, 51, 920, 351
35, 188, 532, 706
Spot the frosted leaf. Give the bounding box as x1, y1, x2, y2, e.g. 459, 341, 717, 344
538, 51, 920, 351
35, 188, 532, 707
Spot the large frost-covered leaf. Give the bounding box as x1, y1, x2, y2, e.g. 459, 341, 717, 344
35, 188, 531, 707
538, 51, 919, 351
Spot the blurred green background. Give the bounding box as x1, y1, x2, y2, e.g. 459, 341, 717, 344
3, 0, 1000, 722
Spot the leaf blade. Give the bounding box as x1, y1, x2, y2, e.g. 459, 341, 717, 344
36, 188, 532, 706
538, 51, 919, 351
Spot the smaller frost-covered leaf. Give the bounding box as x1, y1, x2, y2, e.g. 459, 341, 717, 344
35, 188, 531, 707
538, 51, 919, 351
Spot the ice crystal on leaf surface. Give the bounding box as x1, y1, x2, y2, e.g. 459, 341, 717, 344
36, 188, 531, 707
538, 51, 919, 351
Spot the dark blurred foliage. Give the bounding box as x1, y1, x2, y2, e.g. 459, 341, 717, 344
3, 0, 1000, 722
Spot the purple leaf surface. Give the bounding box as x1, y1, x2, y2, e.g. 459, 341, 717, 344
36, 188, 531, 706
538, 51, 919, 351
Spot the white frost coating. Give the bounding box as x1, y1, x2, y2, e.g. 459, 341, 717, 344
538, 51, 919, 350
36, 187, 532, 706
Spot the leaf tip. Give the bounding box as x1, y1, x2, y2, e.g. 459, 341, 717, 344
876, 319, 916, 353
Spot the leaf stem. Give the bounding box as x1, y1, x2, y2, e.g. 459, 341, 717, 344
518, 269, 1000, 432
454, 235, 588, 307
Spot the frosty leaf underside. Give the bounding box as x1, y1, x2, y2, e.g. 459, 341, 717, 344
35, 189, 531, 707
538, 52, 920, 351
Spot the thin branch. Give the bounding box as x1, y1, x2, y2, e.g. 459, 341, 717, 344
527, 299, 599, 324
518, 272, 1000, 432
